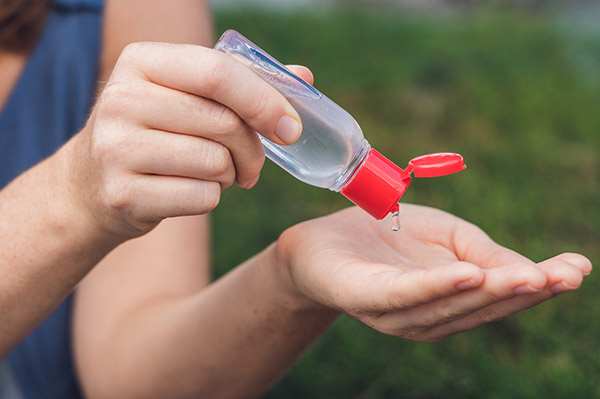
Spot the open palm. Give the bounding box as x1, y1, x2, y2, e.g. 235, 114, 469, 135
278, 205, 591, 342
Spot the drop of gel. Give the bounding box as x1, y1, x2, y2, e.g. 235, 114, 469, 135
391, 211, 400, 232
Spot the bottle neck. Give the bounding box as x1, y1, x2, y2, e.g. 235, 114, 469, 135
330, 139, 371, 192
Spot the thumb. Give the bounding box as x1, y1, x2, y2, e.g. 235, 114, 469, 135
286, 64, 314, 86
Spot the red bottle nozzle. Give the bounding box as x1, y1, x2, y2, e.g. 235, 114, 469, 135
341, 150, 466, 220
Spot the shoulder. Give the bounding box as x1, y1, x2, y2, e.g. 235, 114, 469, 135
100, 0, 214, 81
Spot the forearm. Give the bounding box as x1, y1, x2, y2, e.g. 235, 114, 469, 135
78, 244, 338, 398
0, 138, 117, 357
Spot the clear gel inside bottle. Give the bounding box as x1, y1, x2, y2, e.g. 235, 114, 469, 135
214, 30, 371, 192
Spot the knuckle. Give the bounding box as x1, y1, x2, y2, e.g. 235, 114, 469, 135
119, 42, 151, 65
245, 91, 271, 126
417, 301, 461, 329
205, 144, 231, 176
220, 175, 235, 190
102, 176, 135, 213
112, 42, 167, 85
513, 264, 547, 288
515, 262, 541, 275
209, 104, 243, 139
201, 52, 231, 97
480, 309, 505, 324
219, 164, 236, 190
96, 82, 134, 120
121, 42, 142, 59
114, 42, 144, 73
432, 301, 461, 324
88, 126, 123, 166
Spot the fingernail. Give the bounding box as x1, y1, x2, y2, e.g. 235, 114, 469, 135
550, 281, 578, 294
514, 284, 540, 295
275, 115, 301, 144
456, 279, 478, 291
244, 174, 260, 189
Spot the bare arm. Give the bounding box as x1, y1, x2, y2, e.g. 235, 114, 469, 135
0, 0, 215, 357
74, 0, 336, 397
0, 0, 304, 362
73, 224, 337, 398
0, 146, 118, 359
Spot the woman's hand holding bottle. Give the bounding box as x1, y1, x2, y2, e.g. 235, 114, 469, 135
64, 42, 312, 239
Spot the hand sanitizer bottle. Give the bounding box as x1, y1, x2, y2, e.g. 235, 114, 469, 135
214, 30, 465, 221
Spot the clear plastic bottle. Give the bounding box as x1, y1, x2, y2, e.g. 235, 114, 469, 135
214, 30, 465, 220
214, 30, 369, 192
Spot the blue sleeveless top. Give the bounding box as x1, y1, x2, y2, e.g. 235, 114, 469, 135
0, 0, 103, 397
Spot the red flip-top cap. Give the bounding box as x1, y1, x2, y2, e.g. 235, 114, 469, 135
341, 149, 410, 220
341, 150, 466, 220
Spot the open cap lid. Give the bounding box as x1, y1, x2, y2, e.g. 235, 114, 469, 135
405, 152, 466, 178
340, 150, 466, 220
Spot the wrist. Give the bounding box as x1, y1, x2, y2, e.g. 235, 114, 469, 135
266, 239, 340, 318
49, 135, 124, 250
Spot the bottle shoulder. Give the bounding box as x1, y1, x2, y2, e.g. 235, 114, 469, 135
329, 139, 371, 192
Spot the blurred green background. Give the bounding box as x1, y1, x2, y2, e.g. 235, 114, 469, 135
211, 3, 600, 398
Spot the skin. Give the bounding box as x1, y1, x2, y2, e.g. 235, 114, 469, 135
0, 52, 25, 112
278, 206, 591, 342
0, 1, 592, 398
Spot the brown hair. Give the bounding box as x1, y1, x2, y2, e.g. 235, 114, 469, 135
0, 0, 51, 53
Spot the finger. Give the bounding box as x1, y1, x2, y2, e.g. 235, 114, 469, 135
418, 293, 548, 342
386, 262, 547, 329
118, 175, 221, 222
548, 252, 592, 276
416, 254, 591, 340
536, 253, 588, 294
114, 42, 302, 146
125, 129, 236, 189
105, 81, 264, 187
451, 221, 535, 269
421, 277, 578, 342
287, 65, 314, 85
344, 261, 485, 314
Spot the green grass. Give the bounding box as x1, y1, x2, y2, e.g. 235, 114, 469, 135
212, 7, 600, 398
